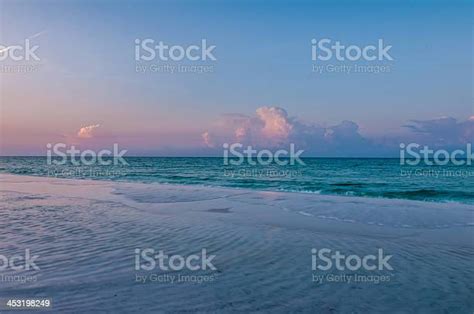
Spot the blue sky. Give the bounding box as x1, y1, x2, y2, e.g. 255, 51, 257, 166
1, 0, 473, 156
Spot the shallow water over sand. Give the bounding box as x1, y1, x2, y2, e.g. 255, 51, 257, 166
0, 174, 473, 313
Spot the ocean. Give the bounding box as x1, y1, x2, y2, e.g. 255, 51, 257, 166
1, 157, 473, 204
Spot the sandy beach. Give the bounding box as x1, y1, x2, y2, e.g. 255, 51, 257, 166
0, 173, 473, 312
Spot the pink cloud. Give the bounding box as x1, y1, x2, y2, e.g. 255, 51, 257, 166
77, 124, 100, 139
201, 106, 294, 147
201, 106, 365, 152
255, 107, 292, 141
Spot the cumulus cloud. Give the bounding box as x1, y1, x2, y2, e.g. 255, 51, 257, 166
202, 106, 292, 148
256, 107, 293, 141
77, 124, 100, 139
201, 107, 473, 156
201, 106, 369, 155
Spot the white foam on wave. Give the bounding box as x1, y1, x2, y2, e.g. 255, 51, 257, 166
298, 211, 313, 217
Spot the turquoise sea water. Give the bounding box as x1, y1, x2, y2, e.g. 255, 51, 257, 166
0, 157, 473, 204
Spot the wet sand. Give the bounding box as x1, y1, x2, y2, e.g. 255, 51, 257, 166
0, 174, 473, 313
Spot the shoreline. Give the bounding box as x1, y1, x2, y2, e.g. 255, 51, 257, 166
1, 173, 473, 312
1, 171, 473, 206
1, 173, 473, 242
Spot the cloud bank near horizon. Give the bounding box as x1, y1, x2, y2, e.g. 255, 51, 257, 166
403, 116, 474, 147
1, 108, 472, 157
201, 107, 474, 157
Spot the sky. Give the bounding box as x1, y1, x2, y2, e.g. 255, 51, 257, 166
0, 0, 473, 156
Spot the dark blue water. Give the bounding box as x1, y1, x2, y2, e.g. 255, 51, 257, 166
1, 157, 473, 204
